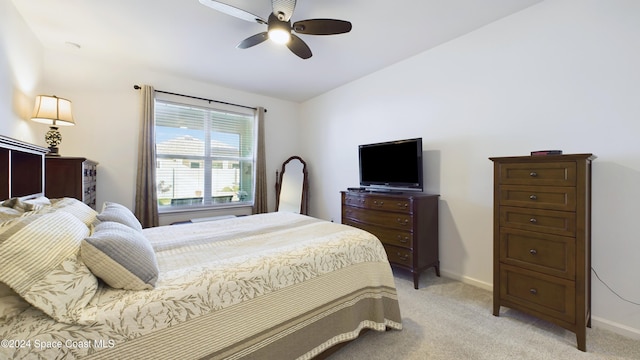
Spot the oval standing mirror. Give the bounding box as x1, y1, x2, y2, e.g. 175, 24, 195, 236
275, 156, 308, 214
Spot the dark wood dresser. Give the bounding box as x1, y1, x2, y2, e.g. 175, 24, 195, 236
490, 154, 595, 351
45, 156, 98, 210
341, 191, 439, 289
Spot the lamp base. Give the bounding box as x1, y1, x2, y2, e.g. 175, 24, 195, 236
45, 126, 62, 157
47, 146, 61, 156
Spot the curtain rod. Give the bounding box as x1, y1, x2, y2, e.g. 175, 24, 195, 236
133, 85, 266, 112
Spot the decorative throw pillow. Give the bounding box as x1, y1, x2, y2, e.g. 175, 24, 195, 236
96, 202, 143, 232
0, 211, 98, 324
81, 221, 159, 290
45, 197, 98, 226
0, 282, 31, 320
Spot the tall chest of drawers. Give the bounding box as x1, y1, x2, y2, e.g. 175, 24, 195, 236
490, 154, 595, 351
341, 191, 439, 289
45, 157, 98, 210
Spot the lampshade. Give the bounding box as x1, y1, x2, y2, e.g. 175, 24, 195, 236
30, 95, 75, 126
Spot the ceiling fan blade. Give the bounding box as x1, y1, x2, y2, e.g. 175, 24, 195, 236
293, 19, 352, 35
287, 34, 312, 59
237, 32, 269, 49
199, 0, 266, 24
271, 0, 296, 21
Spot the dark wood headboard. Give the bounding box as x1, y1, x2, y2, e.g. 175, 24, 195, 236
0, 135, 48, 200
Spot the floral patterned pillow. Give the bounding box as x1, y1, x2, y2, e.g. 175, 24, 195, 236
0, 211, 98, 324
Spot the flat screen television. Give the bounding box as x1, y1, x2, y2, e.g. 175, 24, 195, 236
359, 137, 423, 192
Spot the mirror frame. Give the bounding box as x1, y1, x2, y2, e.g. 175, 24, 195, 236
275, 156, 309, 215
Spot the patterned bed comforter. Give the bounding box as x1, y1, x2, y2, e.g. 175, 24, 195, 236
1, 212, 402, 359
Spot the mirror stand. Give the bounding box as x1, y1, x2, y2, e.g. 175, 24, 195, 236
275, 156, 308, 215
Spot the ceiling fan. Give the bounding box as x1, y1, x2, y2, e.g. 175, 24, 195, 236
199, 0, 352, 59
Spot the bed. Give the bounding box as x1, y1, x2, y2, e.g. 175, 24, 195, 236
0, 136, 402, 359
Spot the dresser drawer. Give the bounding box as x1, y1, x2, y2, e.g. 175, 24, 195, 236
500, 265, 575, 324
343, 206, 413, 230
499, 185, 576, 211
343, 219, 413, 249
500, 228, 575, 279
499, 162, 576, 186
383, 244, 413, 267
500, 206, 576, 236
343, 193, 412, 214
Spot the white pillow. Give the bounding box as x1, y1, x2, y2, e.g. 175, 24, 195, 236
23, 196, 51, 207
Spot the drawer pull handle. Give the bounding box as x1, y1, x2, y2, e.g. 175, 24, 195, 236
397, 202, 408, 208
373, 200, 384, 206
398, 236, 409, 243
529, 249, 537, 255
529, 172, 538, 177
397, 253, 409, 261
529, 218, 537, 224
529, 288, 537, 295
397, 218, 409, 226
529, 194, 537, 200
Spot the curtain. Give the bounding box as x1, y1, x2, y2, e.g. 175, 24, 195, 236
252, 107, 268, 214
134, 85, 159, 228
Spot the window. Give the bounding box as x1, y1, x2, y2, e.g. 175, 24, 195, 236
154, 98, 256, 210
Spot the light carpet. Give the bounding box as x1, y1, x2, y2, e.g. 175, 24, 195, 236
329, 269, 640, 359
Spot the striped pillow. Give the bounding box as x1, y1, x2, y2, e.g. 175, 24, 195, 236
0, 211, 98, 324
97, 202, 143, 231
0, 206, 22, 223
49, 197, 98, 226
29, 197, 98, 226
81, 221, 159, 290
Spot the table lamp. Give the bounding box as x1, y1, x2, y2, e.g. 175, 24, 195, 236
30, 95, 75, 156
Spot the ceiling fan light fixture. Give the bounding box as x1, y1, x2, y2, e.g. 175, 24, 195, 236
268, 14, 291, 45
200, 0, 351, 58
268, 28, 291, 44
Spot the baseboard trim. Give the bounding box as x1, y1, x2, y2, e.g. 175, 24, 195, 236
439, 269, 492, 292
439, 269, 640, 340
591, 316, 640, 340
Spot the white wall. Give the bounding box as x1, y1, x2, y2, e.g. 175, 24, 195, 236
301, 0, 640, 338
0, 0, 42, 142
35, 51, 301, 225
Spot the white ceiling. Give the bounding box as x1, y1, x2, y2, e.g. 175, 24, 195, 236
12, 0, 542, 102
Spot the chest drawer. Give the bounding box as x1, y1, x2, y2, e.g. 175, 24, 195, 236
500, 228, 575, 279
343, 206, 413, 230
343, 219, 413, 249
499, 162, 576, 186
500, 206, 576, 236
383, 244, 413, 266
499, 185, 576, 211
343, 194, 412, 214
500, 265, 575, 324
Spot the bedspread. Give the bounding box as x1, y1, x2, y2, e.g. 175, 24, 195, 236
1, 212, 401, 359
